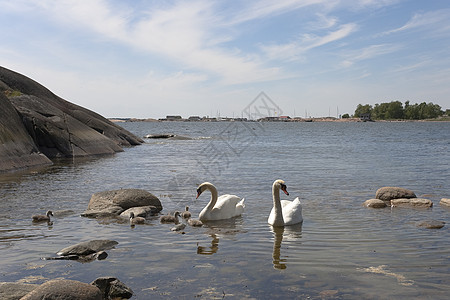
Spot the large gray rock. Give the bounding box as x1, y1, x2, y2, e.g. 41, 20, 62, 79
0, 66, 143, 172
375, 187, 416, 201
84, 189, 162, 216
417, 220, 445, 229
0, 282, 37, 300
390, 198, 433, 208
57, 240, 118, 256
21, 279, 102, 300
0, 93, 52, 172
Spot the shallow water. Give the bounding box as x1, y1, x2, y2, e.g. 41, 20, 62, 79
1, 121, 449, 299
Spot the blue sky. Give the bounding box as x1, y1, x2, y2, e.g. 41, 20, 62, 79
1, 0, 449, 118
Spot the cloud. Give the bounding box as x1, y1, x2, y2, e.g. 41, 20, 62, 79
261, 23, 358, 62
384, 9, 450, 35
340, 44, 401, 68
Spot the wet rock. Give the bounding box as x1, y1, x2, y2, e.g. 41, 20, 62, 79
440, 198, 450, 207
120, 205, 159, 218
390, 198, 433, 208
91, 277, 133, 299
0, 282, 37, 300
57, 240, 118, 256
417, 220, 445, 229
376, 187, 416, 201
363, 199, 387, 208
83, 189, 162, 217
21, 279, 102, 300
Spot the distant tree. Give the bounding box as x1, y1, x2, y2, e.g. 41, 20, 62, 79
354, 104, 372, 117
341, 113, 350, 118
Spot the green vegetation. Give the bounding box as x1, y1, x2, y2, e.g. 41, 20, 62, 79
354, 101, 446, 120
341, 113, 350, 118
2, 89, 22, 98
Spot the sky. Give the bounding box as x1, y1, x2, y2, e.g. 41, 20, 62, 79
1, 0, 450, 119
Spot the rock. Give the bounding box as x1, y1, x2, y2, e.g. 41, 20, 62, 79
417, 220, 445, 229
57, 240, 118, 256
440, 198, 450, 207
84, 189, 162, 217
0, 66, 142, 172
21, 279, 102, 300
91, 277, 133, 299
0, 282, 37, 300
390, 198, 433, 208
120, 205, 159, 218
375, 187, 416, 201
0, 93, 52, 172
363, 199, 387, 208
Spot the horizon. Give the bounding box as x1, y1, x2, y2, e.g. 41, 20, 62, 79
1, 1, 450, 118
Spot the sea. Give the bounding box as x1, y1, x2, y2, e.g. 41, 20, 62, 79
1, 120, 449, 299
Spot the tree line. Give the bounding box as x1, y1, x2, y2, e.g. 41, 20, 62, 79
353, 101, 447, 120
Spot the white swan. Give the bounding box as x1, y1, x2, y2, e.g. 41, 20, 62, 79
268, 179, 303, 226
196, 182, 245, 221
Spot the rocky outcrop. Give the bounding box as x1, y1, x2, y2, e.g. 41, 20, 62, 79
0, 93, 52, 172
0, 66, 143, 172
375, 187, 416, 201
82, 189, 162, 217
91, 277, 133, 299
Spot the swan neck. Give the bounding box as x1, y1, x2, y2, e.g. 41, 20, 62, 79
206, 184, 218, 211
272, 183, 284, 224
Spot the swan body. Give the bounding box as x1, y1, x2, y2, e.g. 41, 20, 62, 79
181, 206, 191, 219
187, 218, 203, 227
129, 212, 146, 225
268, 180, 303, 226
160, 211, 181, 224
32, 210, 53, 222
196, 182, 245, 221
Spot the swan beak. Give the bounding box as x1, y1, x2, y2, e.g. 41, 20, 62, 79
196, 188, 202, 199
281, 186, 289, 196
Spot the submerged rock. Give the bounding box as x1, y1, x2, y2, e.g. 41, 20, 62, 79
417, 220, 445, 229
375, 187, 416, 201
0, 282, 37, 300
57, 240, 118, 257
363, 199, 387, 208
390, 198, 433, 208
21, 279, 102, 300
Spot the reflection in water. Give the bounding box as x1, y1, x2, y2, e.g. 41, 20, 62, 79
197, 234, 219, 255
271, 224, 302, 270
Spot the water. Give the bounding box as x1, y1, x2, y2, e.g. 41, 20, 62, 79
1, 121, 449, 299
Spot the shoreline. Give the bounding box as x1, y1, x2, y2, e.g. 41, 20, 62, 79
109, 117, 450, 123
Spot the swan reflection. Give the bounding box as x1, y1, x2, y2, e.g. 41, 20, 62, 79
271, 224, 302, 270
197, 234, 219, 255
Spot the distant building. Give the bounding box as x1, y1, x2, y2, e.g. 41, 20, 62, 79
359, 113, 372, 121
187, 116, 201, 121
166, 115, 182, 121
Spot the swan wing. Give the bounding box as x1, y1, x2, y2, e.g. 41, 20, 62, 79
208, 194, 244, 220
280, 198, 303, 225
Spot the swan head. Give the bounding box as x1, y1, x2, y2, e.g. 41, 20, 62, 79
274, 179, 289, 195
196, 182, 213, 199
